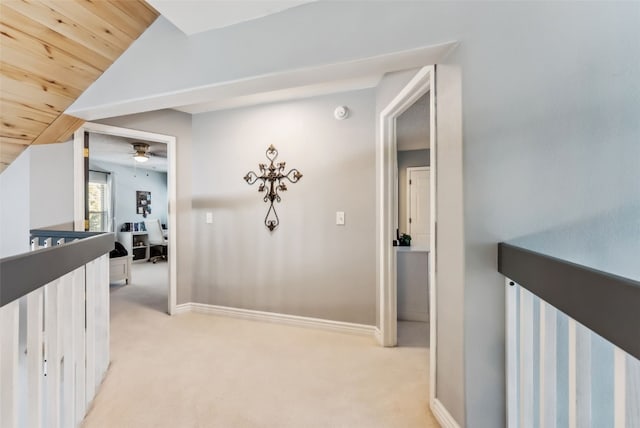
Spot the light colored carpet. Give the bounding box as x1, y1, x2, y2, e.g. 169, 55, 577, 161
83, 263, 439, 427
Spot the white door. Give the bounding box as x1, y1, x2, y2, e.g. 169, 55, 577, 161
407, 167, 430, 247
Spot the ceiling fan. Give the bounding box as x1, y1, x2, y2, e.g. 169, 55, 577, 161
131, 142, 166, 163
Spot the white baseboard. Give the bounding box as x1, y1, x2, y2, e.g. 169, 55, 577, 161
175, 302, 377, 338
173, 303, 191, 315
431, 398, 461, 428
374, 327, 383, 345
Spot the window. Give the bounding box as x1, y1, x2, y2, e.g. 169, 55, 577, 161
88, 171, 111, 232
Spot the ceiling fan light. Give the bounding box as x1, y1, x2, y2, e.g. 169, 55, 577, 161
133, 152, 149, 163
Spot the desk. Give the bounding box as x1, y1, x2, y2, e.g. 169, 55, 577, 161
117, 231, 149, 263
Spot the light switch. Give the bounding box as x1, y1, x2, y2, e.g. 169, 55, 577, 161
205, 212, 213, 224
336, 211, 345, 225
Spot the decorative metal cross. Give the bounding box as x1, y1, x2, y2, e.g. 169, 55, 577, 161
243, 145, 303, 231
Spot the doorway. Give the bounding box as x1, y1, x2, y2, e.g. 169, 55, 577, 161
378, 64, 464, 424
395, 92, 431, 350
377, 66, 437, 406
73, 122, 177, 314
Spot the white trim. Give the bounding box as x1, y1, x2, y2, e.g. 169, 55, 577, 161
173, 303, 191, 315
431, 398, 461, 428
74, 122, 178, 315
378, 66, 434, 347
427, 65, 438, 406
73, 130, 85, 231
176, 303, 377, 338
374, 327, 382, 344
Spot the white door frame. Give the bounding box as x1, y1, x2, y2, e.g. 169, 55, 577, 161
377, 66, 437, 400
73, 122, 178, 315
406, 166, 430, 245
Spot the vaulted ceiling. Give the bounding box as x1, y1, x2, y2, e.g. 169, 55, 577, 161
0, 0, 158, 173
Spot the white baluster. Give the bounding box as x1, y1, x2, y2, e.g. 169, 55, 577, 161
61, 271, 75, 427
27, 288, 44, 428
0, 300, 20, 428
626, 353, 640, 427
540, 300, 557, 428
85, 260, 97, 402
506, 279, 519, 428
520, 286, 534, 428
73, 266, 86, 425
45, 279, 62, 428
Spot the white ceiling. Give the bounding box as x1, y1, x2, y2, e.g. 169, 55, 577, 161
146, 0, 316, 35
88, 133, 168, 173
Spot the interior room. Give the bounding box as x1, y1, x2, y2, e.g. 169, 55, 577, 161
1, 2, 638, 428
395, 93, 430, 347
88, 133, 169, 312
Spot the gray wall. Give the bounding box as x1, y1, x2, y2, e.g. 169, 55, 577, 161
90, 160, 168, 230
77, 2, 640, 426
397, 149, 429, 234
97, 109, 194, 304
397, 93, 429, 152
191, 89, 376, 324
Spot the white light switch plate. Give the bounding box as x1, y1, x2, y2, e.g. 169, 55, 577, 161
336, 211, 345, 225
206, 212, 213, 224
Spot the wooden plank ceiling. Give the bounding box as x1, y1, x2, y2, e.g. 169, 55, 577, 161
0, 0, 158, 173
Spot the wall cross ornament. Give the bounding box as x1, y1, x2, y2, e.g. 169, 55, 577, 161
244, 145, 303, 231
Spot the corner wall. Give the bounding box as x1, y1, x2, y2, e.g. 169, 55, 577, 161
190, 89, 376, 324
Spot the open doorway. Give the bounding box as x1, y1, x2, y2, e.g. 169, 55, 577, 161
378, 65, 463, 425
377, 65, 437, 406
89, 133, 168, 313
395, 93, 431, 348
74, 123, 177, 315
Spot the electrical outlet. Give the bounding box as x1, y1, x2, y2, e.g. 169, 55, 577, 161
336, 211, 345, 225
206, 212, 213, 224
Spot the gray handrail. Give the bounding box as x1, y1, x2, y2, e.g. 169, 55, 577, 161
498, 242, 640, 360
0, 231, 114, 308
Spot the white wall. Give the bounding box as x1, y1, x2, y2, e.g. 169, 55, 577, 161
1, 141, 75, 258
90, 160, 168, 230
0, 150, 30, 258
96, 109, 194, 304
191, 89, 376, 324
29, 141, 74, 230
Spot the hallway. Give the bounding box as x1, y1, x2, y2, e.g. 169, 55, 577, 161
82, 267, 438, 427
